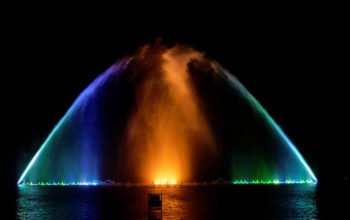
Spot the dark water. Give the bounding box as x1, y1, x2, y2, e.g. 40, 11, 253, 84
15, 185, 323, 219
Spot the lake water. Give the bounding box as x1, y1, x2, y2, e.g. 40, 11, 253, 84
15, 184, 326, 219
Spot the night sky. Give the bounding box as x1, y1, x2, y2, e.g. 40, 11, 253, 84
4, 10, 348, 192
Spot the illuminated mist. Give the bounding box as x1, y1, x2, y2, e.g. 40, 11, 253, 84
18, 43, 317, 185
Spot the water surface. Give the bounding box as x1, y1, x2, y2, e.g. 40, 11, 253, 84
17, 185, 318, 219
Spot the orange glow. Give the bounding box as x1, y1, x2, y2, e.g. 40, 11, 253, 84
153, 177, 176, 185
124, 45, 215, 184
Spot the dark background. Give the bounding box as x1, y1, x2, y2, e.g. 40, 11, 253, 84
3, 7, 348, 218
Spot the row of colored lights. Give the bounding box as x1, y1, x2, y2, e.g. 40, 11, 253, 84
232, 180, 316, 184
18, 181, 98, 186
18, 180, 317, 186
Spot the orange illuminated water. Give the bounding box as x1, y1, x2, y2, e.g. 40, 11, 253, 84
125, 45, 215, 184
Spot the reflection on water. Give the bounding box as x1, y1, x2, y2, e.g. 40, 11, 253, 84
17, 185, 318, 219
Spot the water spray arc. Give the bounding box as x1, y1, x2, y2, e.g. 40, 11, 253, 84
18, 43, 317, 185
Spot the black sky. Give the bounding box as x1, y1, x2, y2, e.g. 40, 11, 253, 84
3, 10, 348, 191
